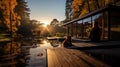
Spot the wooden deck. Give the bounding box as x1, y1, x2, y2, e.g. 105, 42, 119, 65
47, 47, 110, 67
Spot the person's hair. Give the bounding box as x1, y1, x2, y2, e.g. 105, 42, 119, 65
94, 21, 98, 27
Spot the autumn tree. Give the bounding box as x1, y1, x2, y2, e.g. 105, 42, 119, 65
67, 0, 120, 20
72, 0, 84, 19
0, 0, 21, 33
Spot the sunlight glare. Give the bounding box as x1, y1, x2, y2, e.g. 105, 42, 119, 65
43, 24, 47, 27
43, 40, 47, 44
42, 22, 49, 27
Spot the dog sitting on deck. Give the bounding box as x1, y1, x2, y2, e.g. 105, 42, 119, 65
62, 36, 73, 47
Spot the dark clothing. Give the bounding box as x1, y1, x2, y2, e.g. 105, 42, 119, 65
62, 39, 73, 47
62, 36, 73, 47
89, 26, 101, 42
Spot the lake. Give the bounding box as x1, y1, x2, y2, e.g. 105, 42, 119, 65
0, 38, 63, 67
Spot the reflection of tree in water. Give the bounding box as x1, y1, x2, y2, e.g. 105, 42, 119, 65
0, 41, 29, 67
0, 41, 21, 55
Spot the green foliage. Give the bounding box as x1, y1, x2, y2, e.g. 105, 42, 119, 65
14, 0, 30, 20
50, 19, 59, 26
17, 21, 32, 37
15, 0, 32, 37
48, 24, 67, 37
55, 32, 65, 37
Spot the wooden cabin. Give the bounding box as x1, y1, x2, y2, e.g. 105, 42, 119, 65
63, 5, 120, 41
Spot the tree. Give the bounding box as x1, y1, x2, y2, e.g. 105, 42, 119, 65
17, 19, 42, 37
48, 19, 67, 37
0, 22, 7, 33
0, 8, 3, 21
0, 8, 7, 33
0, 0, 20, 33
14, 0, 30, 21
50, 19, 59, 26
69, 0, 120, 20
17, 21, 32, 37
72, 0, 85, 19
65, 0, 73, 21
15, 0, 31, 37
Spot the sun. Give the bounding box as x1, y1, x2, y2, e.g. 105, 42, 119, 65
42, 22, 49, 27
43, 24, 47, 27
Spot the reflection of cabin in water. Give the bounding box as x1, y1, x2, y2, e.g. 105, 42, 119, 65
63, 5, 120, 41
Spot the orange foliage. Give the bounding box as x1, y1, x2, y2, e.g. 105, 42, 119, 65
71, 0, 116, 19
72, 0, 82, 12
0, 0, 21, 32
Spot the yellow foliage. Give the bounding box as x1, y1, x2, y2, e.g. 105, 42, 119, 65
0, 0, 21, 32
71, 0, 116, 19
80, 8, 88, 17
72, 0, 82, 12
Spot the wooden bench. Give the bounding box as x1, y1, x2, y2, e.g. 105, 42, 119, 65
47, 48, 110, 67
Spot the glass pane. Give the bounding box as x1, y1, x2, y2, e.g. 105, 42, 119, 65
76, 20, 83, 38
91, 12, 108, 40
110, 10, 120, 40
83, 17, 91, 22
83, 19, 92, 39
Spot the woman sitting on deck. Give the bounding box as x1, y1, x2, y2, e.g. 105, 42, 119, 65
62, 36, 73, 47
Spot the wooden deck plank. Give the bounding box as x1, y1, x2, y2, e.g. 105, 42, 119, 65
54, 48, 71, 67
66, 49, 110, 67
57, 48, 81, 67
47, 49, 55, 67
63, 49, 90, 67
59, 48, 90, 67
47, 48, 110, 67
47, 49, 62, 67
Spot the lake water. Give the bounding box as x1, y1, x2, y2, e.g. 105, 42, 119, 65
0, 39, 63, 67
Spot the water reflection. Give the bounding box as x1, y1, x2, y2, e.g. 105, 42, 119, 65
0, 38, 63, 67
49, 40, 61, 47
0, 41, 25, 67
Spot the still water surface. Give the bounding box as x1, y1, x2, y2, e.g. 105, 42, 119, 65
0, 39, 62, 67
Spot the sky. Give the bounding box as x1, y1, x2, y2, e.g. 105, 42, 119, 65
25, 0, 66, 24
